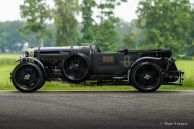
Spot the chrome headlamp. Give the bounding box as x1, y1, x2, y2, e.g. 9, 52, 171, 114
26, 48, 34, 57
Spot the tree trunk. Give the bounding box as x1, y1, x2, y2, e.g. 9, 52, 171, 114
40, 38, 44, 47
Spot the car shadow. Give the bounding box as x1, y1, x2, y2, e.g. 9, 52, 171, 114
7, 90, 184, 94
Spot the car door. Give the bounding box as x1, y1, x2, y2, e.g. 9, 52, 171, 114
91, 52, 128, 75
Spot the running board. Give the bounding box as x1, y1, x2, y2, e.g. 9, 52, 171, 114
112, 77, 125, 80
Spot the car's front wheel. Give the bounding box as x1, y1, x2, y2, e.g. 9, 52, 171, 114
131, 62, 162, 92
11, 62, 45, 93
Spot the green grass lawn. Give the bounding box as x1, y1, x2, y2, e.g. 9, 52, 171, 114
0, 53, 194, 90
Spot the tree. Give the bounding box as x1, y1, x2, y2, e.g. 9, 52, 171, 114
81, 0, 96, 42
123, 20, 141, 49
0, 21, 54, 53
0, 21, 24, 52
93, 0, 127, 51
53, 0, 80, 46
97, 0, 127, 23
186, 6, 194, 56
137, 0, 192, 55
20, 0, 51, 47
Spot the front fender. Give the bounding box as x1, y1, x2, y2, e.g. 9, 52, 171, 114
16, 57, 46, 75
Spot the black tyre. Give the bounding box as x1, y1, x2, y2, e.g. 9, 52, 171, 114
12, 62, 45, 93
131, 62, 162, 92
61, 54, 90, 83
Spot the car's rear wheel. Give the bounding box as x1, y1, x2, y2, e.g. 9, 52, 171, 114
131, 62, 162, 92
12, 62, 45, 93
62, 54, 90, 83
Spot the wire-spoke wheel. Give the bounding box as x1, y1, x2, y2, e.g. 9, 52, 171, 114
62, 54, 90, 83
131, 62, 162, 92
12, 62, 45, 92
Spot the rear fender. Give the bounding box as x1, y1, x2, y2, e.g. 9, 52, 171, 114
128, 57, 163, 83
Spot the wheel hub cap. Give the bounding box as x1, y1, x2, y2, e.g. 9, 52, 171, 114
24, 74, 31, 80
144, 74, 151, 80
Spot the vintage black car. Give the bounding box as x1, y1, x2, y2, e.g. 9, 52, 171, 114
10, 44, 184, 92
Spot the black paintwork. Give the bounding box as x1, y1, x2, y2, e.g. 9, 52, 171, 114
24, 45, 181, 83
11, 44, 184, 92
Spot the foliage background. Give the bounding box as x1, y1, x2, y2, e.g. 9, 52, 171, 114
0, 0, 194, 57
0, 0, 194, 90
